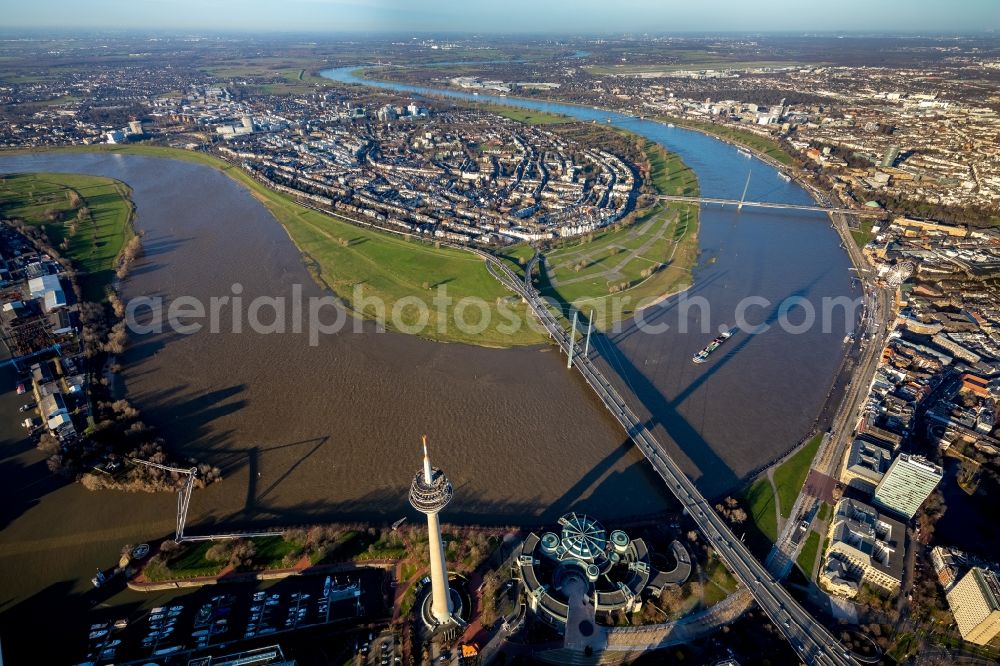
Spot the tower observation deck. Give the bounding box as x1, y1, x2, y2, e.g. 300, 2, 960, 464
408, 449, 454, 515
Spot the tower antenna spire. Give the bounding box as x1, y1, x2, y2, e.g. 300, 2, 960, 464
422, 434, 433, 483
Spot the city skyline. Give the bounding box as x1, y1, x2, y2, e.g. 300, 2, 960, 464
3, 0, 999, 33
2, 18, 1000, 666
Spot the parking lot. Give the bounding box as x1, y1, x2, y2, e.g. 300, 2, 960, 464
361, 629, 401, 666
79, 569, 386, 664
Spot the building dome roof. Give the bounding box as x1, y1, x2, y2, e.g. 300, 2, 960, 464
558, 513, 607, 562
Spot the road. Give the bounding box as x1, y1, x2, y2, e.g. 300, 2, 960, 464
765, 194, 896, 578
477, 250, 859, 666
656, 195, 883, 216
232, 154, 869, 665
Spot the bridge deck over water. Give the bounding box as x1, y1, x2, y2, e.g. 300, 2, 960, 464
656, 195, 883, 216
479, 250, 858, 666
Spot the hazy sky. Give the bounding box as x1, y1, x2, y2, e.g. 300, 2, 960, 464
5, 0, 999, 33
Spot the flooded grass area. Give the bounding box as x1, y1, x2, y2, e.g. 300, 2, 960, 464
0, 171, 134, 300
0, 151, 668, 663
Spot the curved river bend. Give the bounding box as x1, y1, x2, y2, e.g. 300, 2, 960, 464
322, 66, 860, 493
0, 73, 857, 559
0, 71, 856, 654
0, 152, 662, 644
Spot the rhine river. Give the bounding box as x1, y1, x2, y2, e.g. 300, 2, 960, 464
321, 66, 860, 493
0, 71, 855, 656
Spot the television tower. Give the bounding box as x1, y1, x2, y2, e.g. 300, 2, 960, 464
409, 435, 455, 625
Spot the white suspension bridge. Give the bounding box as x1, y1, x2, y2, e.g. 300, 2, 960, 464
659, 170, 883, 216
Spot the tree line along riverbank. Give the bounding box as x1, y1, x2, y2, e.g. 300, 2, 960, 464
0, 170, 220, 493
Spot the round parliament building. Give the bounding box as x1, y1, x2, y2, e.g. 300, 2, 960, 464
515, 513, 692, 632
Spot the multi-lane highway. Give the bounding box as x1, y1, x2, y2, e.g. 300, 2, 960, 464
477, 250, 860, 666
816, 206, 895, 477
249, 159, 873, 664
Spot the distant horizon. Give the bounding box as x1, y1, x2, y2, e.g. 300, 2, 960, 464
2, 28, 999, 38
3, 0, 998, 35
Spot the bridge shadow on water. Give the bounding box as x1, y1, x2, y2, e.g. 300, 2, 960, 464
603, 268, 730, 349
586, 273, 827, 499
127, 383, 247, 455
221, 436, 332, 523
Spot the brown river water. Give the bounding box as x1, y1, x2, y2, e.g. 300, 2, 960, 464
0, 153, 669, 659
0, 140, 856, 661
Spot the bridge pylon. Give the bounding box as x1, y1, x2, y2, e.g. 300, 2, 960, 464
567, 310, 578, 369
738, 170, 752, 211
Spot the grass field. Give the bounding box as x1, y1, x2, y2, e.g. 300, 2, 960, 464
539, 203, 698, 316
495, 243, 536, 280
773, 432, 824, 519
740, 433, 829, 548
646, 139, 698, 196
5, 145, 544, 347
526, 139, 700, 326
253, 535, 303, 568
796, 531, 821, 580
0, 171, 134, 301
702, 553, 740, 607
266, 202, 545, 347
481, 105, 573, 125
742, 478, 779, 544
851, 219, 877, 247
144, 542, 226, 582
144, 536, 306, 581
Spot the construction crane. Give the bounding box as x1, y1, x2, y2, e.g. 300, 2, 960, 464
128, 458, 198, 542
